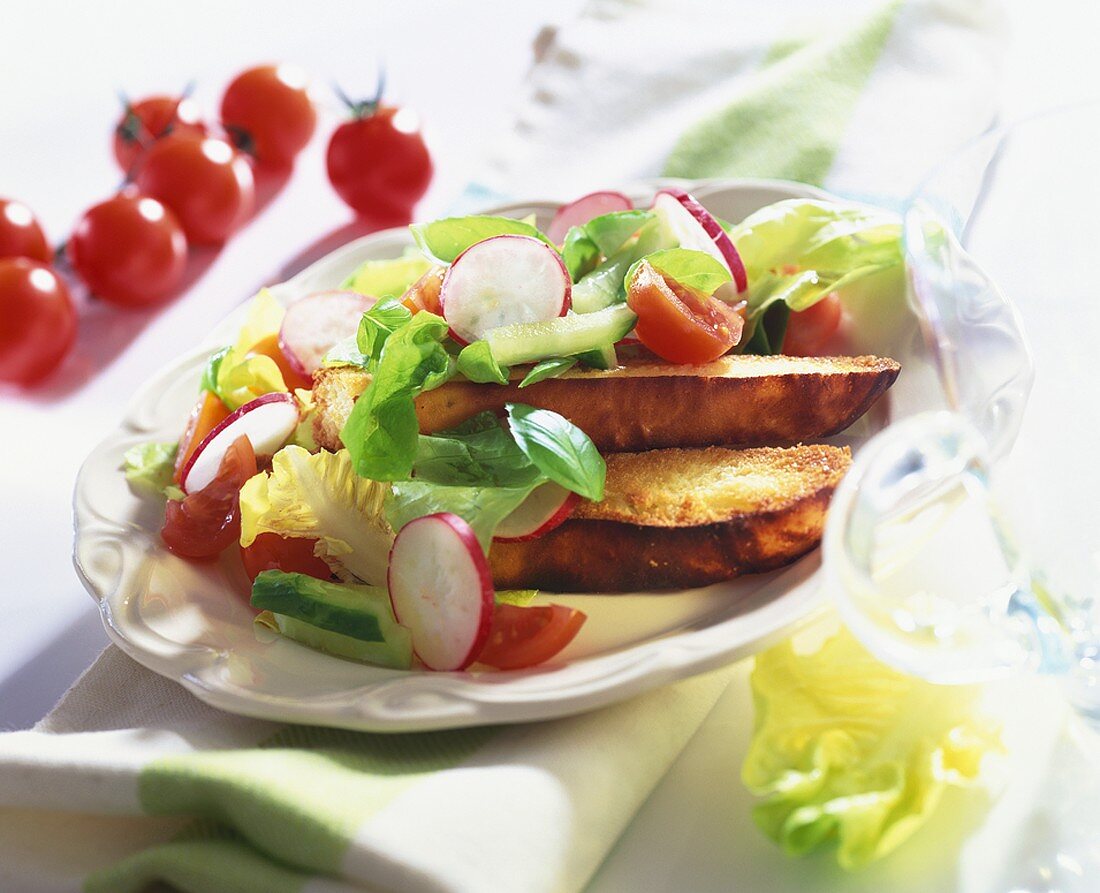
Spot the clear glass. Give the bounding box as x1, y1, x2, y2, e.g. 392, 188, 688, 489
824, 105, 1100, 892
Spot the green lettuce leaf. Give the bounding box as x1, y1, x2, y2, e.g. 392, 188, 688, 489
562, 227, 601, 282
213, 289, 289, 409
339, 311, 455, 481
744, 626, 1001, 870
356, 298, 413, 367
729, 200, 903, 352
495, 589, 538, 607
122, 441, 179, 498
386, 480, 534, 552
410, 215, 554, 264
239, 446, 393, 586
583, 210, 653, 256
341, 250, 431, 299
627, 247, 732, 296
412, 412, 542, 488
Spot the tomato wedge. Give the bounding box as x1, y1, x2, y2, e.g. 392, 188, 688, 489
626, 260, 743, 364
174, 391, 230, 484
248, 332, 312, 390
782, 292, 843, 356
400, 266, 444, 315
240, 533, 332, 582
162, 436, 256, 559
476, 603, 587, 670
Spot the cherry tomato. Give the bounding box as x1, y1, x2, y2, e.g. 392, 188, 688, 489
174, 390, 231, 483
162, 436, 256, 559
626, 260, 743, 364
134, 134, 255, 245
326, 104, 432, 219
476, 603, 587, 670
0, 258, 76, 384
400, 266, 444, 315
113, 95, 205, 173
68, 192, 187, 308
782, 292, 843, 356
248, 333, 312, 390
240, 533, 331, 582
0, 198, 50, 263
220, 65, 316, 167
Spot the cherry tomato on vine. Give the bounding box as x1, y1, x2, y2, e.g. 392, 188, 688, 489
220, 65, 316, 167
782, 292, 843, 356
626, 260, 743, 364
326, 88, 432, 219
134, 134, 255, 245
68, 192, 188, 308
113, 94, 206, 173
240, 533, 332, 583
0, 258, 76, 384
0, 198, 51, 263
161, 436, 256, 559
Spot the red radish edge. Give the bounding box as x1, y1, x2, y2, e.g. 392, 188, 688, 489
547, 190, 634, 244
387, 513, 495, 671
494, 485, 579, 542
441, 234, 571, 346
179, 392, 298, 494
654, 188, 748, 293
278, 290, 376, 378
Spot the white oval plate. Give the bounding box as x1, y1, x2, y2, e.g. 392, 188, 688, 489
73, 179, 933, 732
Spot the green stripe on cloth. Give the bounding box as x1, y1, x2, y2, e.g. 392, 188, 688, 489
662, 0, 903, 186
85, 724, 496, 891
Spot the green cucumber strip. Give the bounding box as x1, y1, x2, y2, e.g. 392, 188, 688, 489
258, 611, 413, 670
483, 305, 636, 367
575, 343, 618, 370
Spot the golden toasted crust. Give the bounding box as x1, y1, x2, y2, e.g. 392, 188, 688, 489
312, 354, 899, 453
490, 444, 851, 592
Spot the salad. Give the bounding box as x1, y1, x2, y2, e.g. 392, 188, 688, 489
124, 188, 903, 672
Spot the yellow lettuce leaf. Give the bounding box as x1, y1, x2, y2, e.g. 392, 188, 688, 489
743, 626, 1001, 869
216, 289, 288, 409
239, 446, 392, 586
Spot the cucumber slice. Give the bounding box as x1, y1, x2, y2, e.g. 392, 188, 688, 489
251, 571, 412, 669
572, 218, 671, 314
575, 343, 618, 370
260, 611, 413, 669
483, 304, 636, 367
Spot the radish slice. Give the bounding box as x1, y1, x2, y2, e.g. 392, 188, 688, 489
278, 290, 375, 377
180, 392, 298, 494
388, 513, 494, 671
441, 235, 570, 345
546, 190, 633, 244
494, 483, 579, 542
653, 189, 748, 293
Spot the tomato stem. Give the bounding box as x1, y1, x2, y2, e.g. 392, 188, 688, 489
333, 65, 386, 120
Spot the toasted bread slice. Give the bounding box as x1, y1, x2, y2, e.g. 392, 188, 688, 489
312, 354, 898, 453
489, 444, 851, 592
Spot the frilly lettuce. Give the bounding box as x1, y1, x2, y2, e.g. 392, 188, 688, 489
122, 441, 179, 498
239, 446, 393, 586
214, 289, 288, 409
341, 249, 431, 299
744, 626, 1001, 869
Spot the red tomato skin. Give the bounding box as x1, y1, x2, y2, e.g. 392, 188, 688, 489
68, 192, 188, 308
162, 436, 257, 559
782, 292, 843, 356
0, 258, 76, 384
135, 134, 255, 245
220, 65, 316, 167
240, 533, 331, 582
326, 107, 432, 218
476, 604, 587, 670
0, 198, 51, 263
113, 95, 206, 173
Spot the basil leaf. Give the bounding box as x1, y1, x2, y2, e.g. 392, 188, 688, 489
122, 441, 179, 498
519, 357, 577, 388
200, 346, 230, 395
322, 334, 370, 368
583, 210, 652, 256
627, 248, 732, 296
356, 298, 412, 366
505, 402, 605, 501
572, 217, 668, 314
410, 215, 554, 264
455, 340, 509, 385
386, 480, 537, 552
741, 302, 791, 356
562, 227, 600, 282
340, 312, 455, 481
413, 412, 542, 488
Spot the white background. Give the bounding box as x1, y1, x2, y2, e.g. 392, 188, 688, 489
2, 0, 1099, 888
